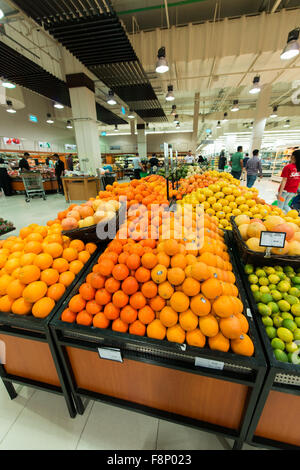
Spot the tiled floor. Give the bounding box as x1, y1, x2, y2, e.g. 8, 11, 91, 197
0, 181, 275, 450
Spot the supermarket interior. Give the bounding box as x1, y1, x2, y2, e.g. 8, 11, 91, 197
1, 0, 300, 452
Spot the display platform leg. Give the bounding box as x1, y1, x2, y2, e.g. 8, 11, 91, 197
1, 377, 17, 400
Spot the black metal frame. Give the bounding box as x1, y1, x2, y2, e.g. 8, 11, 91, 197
50, 233, 267, 450
231, 238, 300, 450
0, 249, 100, 418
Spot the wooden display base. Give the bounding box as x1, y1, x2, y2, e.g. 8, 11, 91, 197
11, 180, 58, 192
62, 177, 100, 202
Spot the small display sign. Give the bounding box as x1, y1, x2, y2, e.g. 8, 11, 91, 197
259, 231, 286, 248
195, 357, 224, 370
98, 347, 123, 363
29, 114, 38, 123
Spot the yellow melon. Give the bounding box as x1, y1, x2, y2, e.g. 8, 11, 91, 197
235, 214, 250, 226
288, 240, 300, 256
247, 222, 266, 239
264, 215, 285, 231
246, 237, 266, 253
239, 224, 250, 241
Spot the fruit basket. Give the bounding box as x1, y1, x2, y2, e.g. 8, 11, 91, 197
0, 219, 15, 236
231, 216, 300, 267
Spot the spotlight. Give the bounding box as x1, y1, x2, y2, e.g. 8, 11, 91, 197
155, 47, 169, 74
284, 120, 290, 127
171, 105, 177, 115
6, 100, 16, 113
270, 106, 278, 118
46, 113, 54, 124
249, 76, 261, 94
128, 110, 135, 119
280, 29, 300, 60
231, 100, 239, 112
2, 81, 16, 89
66, 120, 73, 129
107, 90, 117, 106
216, 121, 221, 128
166, 85, 175, 101
223, 112, 228, 122
174, 114, 179, 124
54, 102, 64, 109
114, 124, 118, 132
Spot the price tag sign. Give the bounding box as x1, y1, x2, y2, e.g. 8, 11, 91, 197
259, 231, 286, 248
195, 357, 224, 370
246, 308, 253, 318
98, 347, 123, 363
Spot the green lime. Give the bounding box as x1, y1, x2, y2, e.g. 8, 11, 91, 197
272, 290, 282, 301
267, 301, 279, 314
288, 352, 294, 363
282, 319, 297, 331
250, 284, 259, 293
256, 269, 266, 277
284, 266, 295, 274
265, 326, 277, 339
274, 265, 283, 272
283, 294, 299, 305
291, 276, 300, 285
253, 291, 261, 302
260, 286, 270, 293
269, 284, 277, 291
248, 274, 258, 284
273, 315, 283, 328
292, 328, 300, 340
295, 317, 300, 328
281, 312, 294, 320
274, 349, 289, 362
268, 274, 280, 284
285, 342, 299, 353
262, 316, 273, 327
277, 272, 287, 281
277, 281, 290, 293
271, 337, 285, 350
289, 287, 300, 297
257, 303, 272, 316
260, 293, 273, 304
277, 327, 294, 343
286, 273, 295, 279
291, 304, 300, 317
278, 300, 291, 312
264, 267, 275, 275
259, 277, 269, 286
244, 264, 254, 274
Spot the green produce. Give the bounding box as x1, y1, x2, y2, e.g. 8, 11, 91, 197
285, 342, 299, 353
253, 291, 261, 302
277, 327, 294, 343
291, 276, 300, 285
248, 274, 258, 284
277, 299, 291, 312
255, 269, 266, 277
264, 267, 275, 275
259, 277, 269, 286
271, 290, 282, 301
282, 294, 299, 305
268, 274, 280, 284
274, 265, 283, 272
260, 293, 273, 304
295, 317, 300, 327
281, 312, 294, 320
294, 328, 300, 340
268, 284, 277, 291
260, 286, 270, 293
244, 264, 254, 274
273, 315, 283, 328
277, 280, 290, 293
282, 319, 297, 332
257, 303, 272, 316
271, 337, 285, 350
267, 301, 279, 314
289, 287, 300, 297
262, 316, 273, 327
251, 284, 259, 293
274, 349, 289, 362
265, 326, 277, 339
291, 304, 300, 317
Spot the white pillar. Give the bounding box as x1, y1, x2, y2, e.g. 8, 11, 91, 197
250, 84, 272, 154
137, 126, 147, 159
67, 74, 101, 174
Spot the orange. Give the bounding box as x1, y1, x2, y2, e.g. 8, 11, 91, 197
69, 260, 84, 275
141, 253, 157, 269
0, 295, 14, 312
126, 253, 141, 270
27, 232, 43, 243
167, 324, 186, 344
181, 278, 200, 297
201, 278, 223, 300
138, 305, 155, 325
122, 276, 139, 295
47, 283, 66, 301
120, 305, 138, 324
11, 297, 32, 315
213, 296, 234, 318
112, 263, 129, 281
86, 242, 97, 254
135, 266, 151, 283
170, 292, 190, 313
186, 328, 206, 348
6, 279, 25, 299
112, 318, 128, 333
141, 280, 157, 299
62, 247, 78, 262
43, 243, 63, 259
24, 241, 42, 255
69, 294, 86, 313
20, 253, 37, 267
61, 308, 76, 323
167, 267, 185, 286
51, 257, 69, 273
159, 306, 178, 327
147, 319, 166, 340
149, 295, 166, 312
5, 258, 20, 274
179, 309, 199, 332
18, 265, 41, 284
108, 240, 123, 255
190, 294, 211, 317
157, 252, 170, 268
230, 333, 254, 356
86, 300, 101, 315
118, 252, 129, 265
104, 302, 120, 320
190, 262, 210, 281
19, 227, 32, 239
170, 254, 187, 269
69, 239, 85, 252
105, 277, 120, 293
79, 283, 95, 301
219, 315, 243, 339
78, 251, 91, 264
59, 271, 75, 287
22, 281, 48, 303
158, 281, 174, 300
34, 253, 54, 270
208, 331, 230, 352
40, 268, 59, 286
129, 320, 146, 336
235, 312, 249, 334
95, 288, 111, 306
112, 290, 129, 308
185, 254, 197, 265
100, 251, 118, 264
76, 310, 93, 326
0, 274, 12, 295
98, 258, 115, 277
164, 239, 179, 256
199, 314, 219, 337
130, 291, 146, 310
151, 264, 167, 284
89, 272, 105, 289
93, 312, 110, 329
232, 297, 243, 314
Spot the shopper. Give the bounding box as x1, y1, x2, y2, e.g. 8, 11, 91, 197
277, 149, 300, 213
243, 153, 250, 167
245, 149, 263, 188
185, 150, 194, 164
0, 158, 12, 196
19, 152, 30, 172
54, 154, 65, 194
198, 155, 205, 163
45, 157, 50, 167
148, 153, 159, 174
230, 146, 243, 180
218, 151, 227, 171
132, 153, 143, 180
67, 154, 74, 171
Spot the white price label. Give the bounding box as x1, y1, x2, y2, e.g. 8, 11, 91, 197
195, 357, 224, 370
246, 308, 253, 318
260, 231, 286, 248
98, 347, 123, 363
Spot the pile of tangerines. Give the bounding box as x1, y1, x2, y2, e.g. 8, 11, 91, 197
62, 209, 254, 357
0, 223, 96, 318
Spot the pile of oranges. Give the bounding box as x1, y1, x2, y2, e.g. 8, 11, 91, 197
0, 223, 97, 318
62, 209, 254, 357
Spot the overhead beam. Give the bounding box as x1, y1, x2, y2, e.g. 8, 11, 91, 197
271, 0, 282, 13
192, 92, 200, 144
164, 0, 170, 29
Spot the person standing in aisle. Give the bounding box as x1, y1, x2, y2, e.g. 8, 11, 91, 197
132, 153, 143, 180
218, 151, 227, 171
277, 149, 300, 213
230, 146, 243, 180
19, 152, 30, 172
245, 149, 263, 188
67, 154, 74, 171
54, 154, 65, 194
0, 158, 12, 196
148, 153, 160, 174
185, 150, 194, 164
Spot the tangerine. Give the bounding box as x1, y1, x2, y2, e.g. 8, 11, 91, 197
103, 302, 120, 320
112, 290, 129, 308
95, 288, 111, 305
61, 308, 76, 323
167, 324, 186, 344
79, 283, 95, 301
170, 292, 190, 313
208, 331, 230, 352
149, 296, 166, 312
201, 278, 223, 300
190, 294, 211, 316
129, 320, 146, 336
159, 306, 178, 327
199, 314, 219, 337
179, 309, 198, 332
22, 281, 48, 303
120, 305, 138, 324
93, 312, 110, 329
147, 319, 166, 340
186, 328, 206, 347
11, 297, 32, 315
76, 310, 93, 326
230, 334, 254, 356
86, 300, 101, 315
18, 265, 41, 284
104, 277, 120, 293
112, 318, 128, 333
112, 263, 129, 281
59, 271, 75, 287
122, 276, 139, 295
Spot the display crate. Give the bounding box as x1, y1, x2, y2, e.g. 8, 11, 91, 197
0, 249, 100, 418
232, 245, 300, 449
50, 234, 267, 450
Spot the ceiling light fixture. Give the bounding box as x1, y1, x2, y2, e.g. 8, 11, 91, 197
0, 9, 4, 20
155, 47, 169, 74
249, 76, 261, 94
46, 113, 54, 124
66, 120, 73, 129
54, 102, 64, 109
6, 100, 16, 113
2, 80, 16, 89
284, 120, 290, 127
216, 121, 221, 128
176, 122, 180, 129
165, 85, 175, 101
174, 114, 179, 124
114, 124, 118, 132
128, 110, 135, 119
231, 100, 239, 112
107, 90, 117, 106
223, 112, 228, 122
171, 105, 177, 115
280, 28, 300, 60
249, 122, 254, 129
270, 106, 278, 118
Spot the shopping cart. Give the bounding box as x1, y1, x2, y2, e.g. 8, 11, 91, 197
21, 171, 46, 203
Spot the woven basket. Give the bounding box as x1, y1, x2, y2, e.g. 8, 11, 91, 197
230, 216, 300, 267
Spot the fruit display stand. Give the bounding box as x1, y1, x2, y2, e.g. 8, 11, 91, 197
62, 177, 101, 203
49, 234, 267, 450
0, 249, 100, 418
232, 249, 300, 449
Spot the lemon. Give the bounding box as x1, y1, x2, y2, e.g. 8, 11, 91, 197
277, 327, 294, 343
